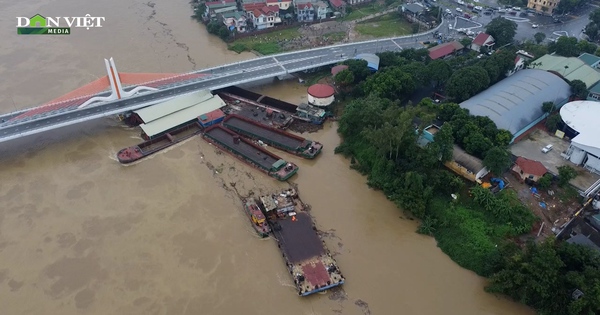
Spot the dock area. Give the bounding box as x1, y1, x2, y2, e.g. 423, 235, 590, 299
258, 189, 344, 296
203, 125, 298, 181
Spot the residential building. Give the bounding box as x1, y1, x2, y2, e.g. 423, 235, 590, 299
587, 81, 600, 101
251, 6, 280, 29
506, 50, 535, 76
512, 157, 548, 183
296, 2, 315, 22
242, 0, 268, 16
328, 0, 346, 13
527, 0, 560, 15
204, 0, 237, 19
470, 33, 494, 52
221, 11, 247, 32
315, 1, 329, 20
578, 53, 600, 69
402, 3, 424, 16
428, 41, 464, 60
266, 0, 293, 10
346, 0, 372, 5
531, 54, 600, 89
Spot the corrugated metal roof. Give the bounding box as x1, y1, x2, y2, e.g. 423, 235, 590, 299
140, 94, 226, 138
578, 53, 600, 66
134, 90, 213, 124
452, 145, 484, 173
460, 69, 571, 135
533, 55, 600, 88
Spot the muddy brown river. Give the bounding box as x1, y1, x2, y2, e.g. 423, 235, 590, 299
0, 0, 534, 314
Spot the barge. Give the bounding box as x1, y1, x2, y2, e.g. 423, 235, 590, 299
117, 122, 203, 164
217, 86, 327, 125
244, 198, 271, 238
223, 114, 323, 159
257, 189, 345, 296
203, 125, 298, 181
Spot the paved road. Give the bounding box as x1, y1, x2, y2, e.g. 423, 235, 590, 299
434, 0, 590, 42
0, 30, 438, 143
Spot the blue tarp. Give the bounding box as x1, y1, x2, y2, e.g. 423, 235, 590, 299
491, 178, 505, 190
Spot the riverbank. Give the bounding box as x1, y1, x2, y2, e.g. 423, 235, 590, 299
193, 1, 416, 55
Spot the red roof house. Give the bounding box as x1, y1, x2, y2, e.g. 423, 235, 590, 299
428, 41, 464, 60
512, 157, 548, 182
329, 0, 346, 9
470, 33, 495, 51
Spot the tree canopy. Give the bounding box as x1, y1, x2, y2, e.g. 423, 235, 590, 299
446, 66, 490, 102
485, 18, 517, 46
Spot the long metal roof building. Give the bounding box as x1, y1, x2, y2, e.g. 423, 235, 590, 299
460, 69, 571, 141
134, 90, 213, 124
139, 91, 226, 138
532, 54, 600, 88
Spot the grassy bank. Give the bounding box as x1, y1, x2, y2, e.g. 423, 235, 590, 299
228, 28, 300, 55
342, 4, 384, 21
354, 14, 412, 38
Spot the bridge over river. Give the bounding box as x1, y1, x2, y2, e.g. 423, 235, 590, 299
0, 29, 441, 144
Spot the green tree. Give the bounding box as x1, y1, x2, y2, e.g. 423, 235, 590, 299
558, 165, 578, 187
537, 173, 553, 189
534, 32, 546, 44
577, 40, 598, 55
480, 49, 516, 83
485, 17, 518, 46
483, 146, 512, 175
545, 114, 561, 132
334, 69, 355, 86
446, 66, 490, 101
430, 123, 454, 162
377, 51, 406, 68
362, 67, 416, 100
495, 129, 513, 146
464, 132, 493, 157
343, 59, 371, 83
570, 79, 588, 99
427, 59, 452, 87
542, 101, 555, 113
552, 36, 580, 57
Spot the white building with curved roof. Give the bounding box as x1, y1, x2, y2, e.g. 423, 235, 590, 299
560, 100, 600, 175
460, 69, 572, 142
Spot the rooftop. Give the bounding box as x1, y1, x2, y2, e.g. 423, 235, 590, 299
515, 156, 548, 176
560, 100, 600, 156
428, 41, 463, 60
140, 93, 226, 138
472, 33, 492, 46
452, 145, 485, 174
308, 84, 335, 98
134, 90, 213, 124
404, 3, 424, 14
578, 53, 600, 66
331, 64, 348, 76
329, 0, 345, 8
460, 69, 571, 135
532, 54, 600, 88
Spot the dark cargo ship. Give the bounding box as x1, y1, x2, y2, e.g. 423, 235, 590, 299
244, 198, 271, 238
223, 114, 323, 159
202, 125, 298, 181
257, 189, 345, 296
117, 122, 203, 164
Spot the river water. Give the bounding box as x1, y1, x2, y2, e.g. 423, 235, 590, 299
0, 1, 534, 314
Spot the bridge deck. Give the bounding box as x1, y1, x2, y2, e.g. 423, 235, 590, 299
204, 126, 279, 170
225, 116, 304, 150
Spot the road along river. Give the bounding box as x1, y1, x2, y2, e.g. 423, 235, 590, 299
0, 0, 533, 314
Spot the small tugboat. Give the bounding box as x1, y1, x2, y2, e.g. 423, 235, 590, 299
244, 198, 271, 237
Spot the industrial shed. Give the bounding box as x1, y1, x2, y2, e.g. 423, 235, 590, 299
560, 100, 600, 175
460, 69, 571, 142
355, 53, 380, 71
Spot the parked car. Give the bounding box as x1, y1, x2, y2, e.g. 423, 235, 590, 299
542, 144, 554, 153
456, 7, 463, 12
532, 24, 538, 28
445, 8, 452, 14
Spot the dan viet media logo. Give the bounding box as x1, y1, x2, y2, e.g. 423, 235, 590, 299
16, 14, 106, 35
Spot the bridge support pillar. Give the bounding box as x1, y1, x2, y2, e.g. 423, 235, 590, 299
77, 58, 159, 109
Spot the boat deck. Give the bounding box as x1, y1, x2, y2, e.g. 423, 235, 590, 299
273, 212, 325, 263
225, 116, 304, 150
204, 126, 279, 170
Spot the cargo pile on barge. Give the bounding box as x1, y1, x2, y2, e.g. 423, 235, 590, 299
223, 114, 323, 159
256, 189, 345, 296
203, 125, 298, 181
117, 122, 203, 164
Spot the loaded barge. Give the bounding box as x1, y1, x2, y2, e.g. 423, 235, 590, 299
217, 86, 327, 125
203, 125, 298, 181
117, 122, 203, 164
223, 114, 323, 159
257, 189, 345, 296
